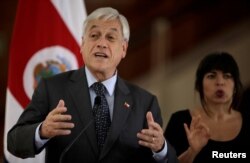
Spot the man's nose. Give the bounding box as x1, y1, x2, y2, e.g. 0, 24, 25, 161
97, 38, 107, 49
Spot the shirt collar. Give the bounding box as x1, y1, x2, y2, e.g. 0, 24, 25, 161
85, 66, 117, 96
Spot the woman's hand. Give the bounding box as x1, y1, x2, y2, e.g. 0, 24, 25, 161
184, 115, 210, 154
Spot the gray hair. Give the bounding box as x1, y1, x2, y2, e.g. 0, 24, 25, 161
82, 7, 130, 42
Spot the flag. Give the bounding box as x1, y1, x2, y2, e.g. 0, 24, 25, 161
3, 0, 86, 162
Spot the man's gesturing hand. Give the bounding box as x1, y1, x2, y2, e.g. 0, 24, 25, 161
40, 100, 75, 139
137, 111, 165, 152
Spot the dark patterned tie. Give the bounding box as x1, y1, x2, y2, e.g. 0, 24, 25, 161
92, 82, 111, 151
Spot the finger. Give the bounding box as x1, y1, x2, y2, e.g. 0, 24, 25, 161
51, 128, 72, 136
57, 99, 65, 107
203, 124, 210, 136
194, 115, 201, 128
183, 123, 190, 137
138, 139, 152, 149
138, 139, 154, 148
146, 111, 154, 129
137, 132, 160, 152
41, 119, 74, 138
147, 122, 162, 133
192, 116, 199, 129
139, 129, 154, 138
52, 100, 67, 115
53, 114, 72, 122
139, 128, 163, 143
137, 132, 154, 143
53, 121, 75, 130
190, 116, 195, 131
198, 122, 210, 137
190, 115, 200, 131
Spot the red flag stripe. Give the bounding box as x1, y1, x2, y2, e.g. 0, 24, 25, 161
8, 0, 83, 108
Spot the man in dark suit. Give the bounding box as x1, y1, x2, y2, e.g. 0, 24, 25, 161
7, 7, 178, 163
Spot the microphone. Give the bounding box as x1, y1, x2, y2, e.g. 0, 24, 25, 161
59, 96, 101, 163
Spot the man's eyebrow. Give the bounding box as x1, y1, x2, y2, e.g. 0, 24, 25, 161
89, 25, 97, 30
110, 27, 118, 33
89, 25, 119, 33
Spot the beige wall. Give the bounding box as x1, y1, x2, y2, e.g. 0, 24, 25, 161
134, 19, 250, 128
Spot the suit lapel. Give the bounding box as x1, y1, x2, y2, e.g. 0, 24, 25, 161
68, 68, 99, 156
100, 77, 133, 159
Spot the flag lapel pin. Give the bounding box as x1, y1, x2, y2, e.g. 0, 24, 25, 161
124, 102, 130, 109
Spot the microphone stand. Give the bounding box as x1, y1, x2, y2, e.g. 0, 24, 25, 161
59, 119, 94, 163
59, 96, 101, 163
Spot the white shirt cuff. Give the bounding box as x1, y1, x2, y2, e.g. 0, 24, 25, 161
153, 140, 168, 161
35, 123, 49, 149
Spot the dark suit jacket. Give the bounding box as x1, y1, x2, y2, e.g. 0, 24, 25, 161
7, 67, 178, 163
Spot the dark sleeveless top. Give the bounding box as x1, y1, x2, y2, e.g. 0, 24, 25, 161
164, 109, 250, 163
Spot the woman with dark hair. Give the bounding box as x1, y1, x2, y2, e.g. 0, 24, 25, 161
164, 52, 250, 163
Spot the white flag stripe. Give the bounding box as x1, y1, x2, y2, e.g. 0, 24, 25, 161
4, 0, 86, 162
4, 89, 46, 163
51, 0, 87, 46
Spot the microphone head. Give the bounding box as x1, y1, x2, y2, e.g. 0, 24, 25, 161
95, 96, 101, 105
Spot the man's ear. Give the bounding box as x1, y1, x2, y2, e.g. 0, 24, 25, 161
121, 41, 128, 58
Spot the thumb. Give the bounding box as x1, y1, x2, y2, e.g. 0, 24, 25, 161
146, 111, 154, 128
57, 99, 65, 108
